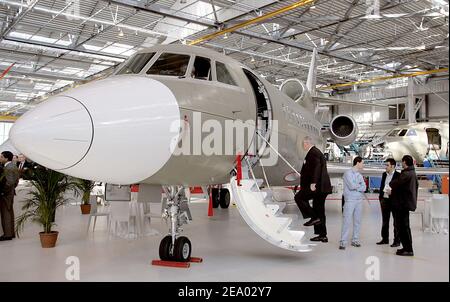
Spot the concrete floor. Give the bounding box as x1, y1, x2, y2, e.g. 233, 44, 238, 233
0, 194, 448, 282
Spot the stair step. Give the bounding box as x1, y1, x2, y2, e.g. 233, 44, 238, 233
287, 230, 305, 240
265, 201, 286, 214
266, 204, 280, 215
274, 216, 293, 233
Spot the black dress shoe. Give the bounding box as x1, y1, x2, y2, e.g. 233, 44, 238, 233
303, 218, 321, 226
0, 236, 13, 241
376, 239, 389, 245
310, 236, 328, 242
396, 250, 414, 256
390, 242, 401, 247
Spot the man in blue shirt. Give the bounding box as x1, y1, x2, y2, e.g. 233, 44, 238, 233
339, 156, 366, 250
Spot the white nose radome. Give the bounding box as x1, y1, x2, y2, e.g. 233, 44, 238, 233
10, 96, 93, 170
10, 76, 180, 184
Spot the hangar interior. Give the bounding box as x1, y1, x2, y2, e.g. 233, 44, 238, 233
0, 0, 448, 282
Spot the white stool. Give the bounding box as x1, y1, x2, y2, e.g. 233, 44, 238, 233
430, 194, 449, 234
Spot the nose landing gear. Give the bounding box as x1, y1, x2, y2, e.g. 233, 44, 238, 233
158, 186, 193, 262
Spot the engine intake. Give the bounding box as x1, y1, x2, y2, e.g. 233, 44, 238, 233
280, 79, 308, 104
329, 115, 358, 146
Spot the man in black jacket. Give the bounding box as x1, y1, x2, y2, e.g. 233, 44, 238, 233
294, 136, 332, 242
377, 158, 401, 247
389, 155, 418, 256
0, 151, 19, 241
16, 154, 31, 170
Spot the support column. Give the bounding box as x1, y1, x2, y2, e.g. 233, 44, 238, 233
408, 77, 416, 124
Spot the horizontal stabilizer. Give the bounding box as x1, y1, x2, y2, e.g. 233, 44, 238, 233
328, 163, 449, 176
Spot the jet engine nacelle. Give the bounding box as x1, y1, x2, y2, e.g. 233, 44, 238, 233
329, 115, 358, 146
280, 78, 310, 104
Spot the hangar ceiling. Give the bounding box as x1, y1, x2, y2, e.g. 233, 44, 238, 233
0, 0, 448, 115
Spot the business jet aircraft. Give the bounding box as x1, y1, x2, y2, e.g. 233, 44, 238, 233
9, 45, 446, 260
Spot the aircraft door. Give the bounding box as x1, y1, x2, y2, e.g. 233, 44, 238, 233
426, 128, 442, 150
242, 69, 273, 159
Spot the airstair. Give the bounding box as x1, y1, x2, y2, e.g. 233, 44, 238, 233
230, 177, 312, 252
229, 131, 313, 252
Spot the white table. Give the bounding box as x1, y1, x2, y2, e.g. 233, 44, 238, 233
108, 200, 160, 239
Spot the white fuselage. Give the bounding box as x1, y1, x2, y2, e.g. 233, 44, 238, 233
10, 45, 324, 186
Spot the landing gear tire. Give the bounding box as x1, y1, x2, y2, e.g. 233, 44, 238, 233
211, 188, 220, 208
219, 189, 230, 209
173, 236, 192, 262
159, 235, 174, 261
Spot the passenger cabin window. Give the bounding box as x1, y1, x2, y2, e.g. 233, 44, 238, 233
116, 52, 155, 75
216, 62, 237, 86
398, 129, 408, 137
147, 53, 190, 77
192, 56, 212, 80
407, 129, 417, 136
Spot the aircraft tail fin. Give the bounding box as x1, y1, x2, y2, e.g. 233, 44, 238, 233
306, 48, 318, 97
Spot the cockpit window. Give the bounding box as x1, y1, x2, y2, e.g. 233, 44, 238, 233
116, 52, 155, 75
398, 129, 408, 137
388, 129, 400, 137
216, 62, 237, 86
406, 129, 417, 136
192, 56, 212, 80
147, 53, 191, 77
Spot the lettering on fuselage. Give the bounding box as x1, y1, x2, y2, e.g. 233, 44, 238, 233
282, 103, 320, 137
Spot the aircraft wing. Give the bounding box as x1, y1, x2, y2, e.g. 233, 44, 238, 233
313, 96, 395, 108
327, 163, 449, 176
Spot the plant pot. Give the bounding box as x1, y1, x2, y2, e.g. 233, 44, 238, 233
39, 231, 59, 248
80, 204, 91, 215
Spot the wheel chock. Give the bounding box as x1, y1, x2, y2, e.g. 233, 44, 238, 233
151, 257, 203, 268
189, 257, 203, 263
151, 260, 190, 268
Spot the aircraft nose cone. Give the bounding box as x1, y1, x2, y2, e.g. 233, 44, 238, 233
10, 96, 93, 170
11, 75, 180, 184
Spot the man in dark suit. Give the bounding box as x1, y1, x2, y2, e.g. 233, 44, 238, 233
377, 158, 401, 247
389, 155, 418, 257
294, 136, 332, 242
16, 154, 32, 179
0, 151, 19, 241
16, 154, 31, 170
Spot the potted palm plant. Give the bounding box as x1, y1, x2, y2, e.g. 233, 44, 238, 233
15, 166, 75, 248
74, 178, 96, 215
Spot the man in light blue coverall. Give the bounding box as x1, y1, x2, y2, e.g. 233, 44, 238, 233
339, 156, 366, 250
